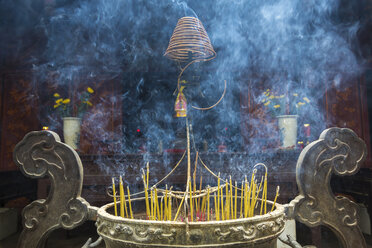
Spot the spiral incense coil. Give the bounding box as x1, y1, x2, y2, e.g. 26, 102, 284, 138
164, 16, 216, 62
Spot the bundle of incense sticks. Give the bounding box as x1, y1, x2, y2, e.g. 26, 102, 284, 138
111, 176, 133, 219
110, 164, 280, 222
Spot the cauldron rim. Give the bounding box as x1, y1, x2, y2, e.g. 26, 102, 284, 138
97, 199, 285, 225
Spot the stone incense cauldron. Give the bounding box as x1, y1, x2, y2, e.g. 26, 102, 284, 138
96, 201, 285, 248
13, 128, 368, 248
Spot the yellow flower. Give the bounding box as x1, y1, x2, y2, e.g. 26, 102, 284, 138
279, 94, 284, 98
274, 104, 280, 108
266, 89, 270, 92
86, 101, 93, 106
264, 92, 269, 96
56, 98, 63, 104
53, 104, 60, 108
269, 95, 275, 99
293, 93, 298, 97
297, 102, 305, 106
264, 101, 271, 106
62, 98, 70, 104
303, 97, 310, 103
87, 87, 94, 94
54, 93, 60, 98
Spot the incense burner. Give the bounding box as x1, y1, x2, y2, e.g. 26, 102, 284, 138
96, 201, 284, 248
13, 127, 368, 248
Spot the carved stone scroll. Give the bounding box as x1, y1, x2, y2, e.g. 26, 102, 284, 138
14, 131, 91, 248
290, 128, 367, 248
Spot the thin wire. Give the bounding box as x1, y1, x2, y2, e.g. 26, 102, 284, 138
191, 80, 227, 110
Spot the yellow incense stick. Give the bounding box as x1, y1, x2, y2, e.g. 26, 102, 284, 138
214, 192, 218, 220
198, 175, 203, 213
119, 176, 124, 218
217, 173, 220, 220
168, 194, 172, 220
201, 195, 206, 220
264, 173, 267, 214
260, 174, 267, 215
146, 162, 149, 190
174, 193, 186, 221
207, 187, 210, 221
143, 174, 150, 218
160, 196, 163, 221
112, 178, 118, 217
240, 180, 244, 218
150, 189, 154, 220
220, 184, 224, 220
234, 181, 237, 219
155, 188, 160, 220
225, 180, 229, 220
244, 181, 248, 218
164, 187, 168, 221
249, 181, 256, 217
230, 176, 233, 219
189, 179, 193, 222
122, 184, 128, 218
271, 186, 280, 212
247, 172, 254, 217
127, 186, 133, 219
193, 153, 198, 212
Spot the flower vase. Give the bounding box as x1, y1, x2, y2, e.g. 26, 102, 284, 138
63, 117, 81, 150
277, 115, 298, 148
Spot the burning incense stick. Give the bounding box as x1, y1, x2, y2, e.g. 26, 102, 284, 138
240, 180, 244, 218
168, 194, 172, 220
214, 192, 218, 220
112, 178, 118, 217
160, 196, 163, 221
119, 176, 124, 218
198, 175, 203, 213
146, 162, 149, 191
260, 174, 267, 215
155, 188, 160, 220
264, 172, 267, 214
234, 181, 237, 219
150, 189, 154, 220
194, 152, 199, 212
225, 179, 229, 220
229, 176, 233, 219
271, 186, 280, 212
249, 181, 256, 217
127, 186, 133, 219
244, 180, 248, 218
174, 192, 186, 221
164, 187, 168, 221
189, 179, 193, 221
142, 173, 150, 218
122, 183, 129, 218
201, 194, 206, 221
217, 173, 221, 220
220, 183, 225, 220
207, 187, 210, 221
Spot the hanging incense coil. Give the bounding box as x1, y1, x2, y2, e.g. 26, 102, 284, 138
164, 16, 216, 62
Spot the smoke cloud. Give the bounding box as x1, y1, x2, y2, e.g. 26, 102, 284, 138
0, 0, 365, 179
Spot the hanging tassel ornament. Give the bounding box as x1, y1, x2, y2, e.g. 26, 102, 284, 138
174, 85, 187, 117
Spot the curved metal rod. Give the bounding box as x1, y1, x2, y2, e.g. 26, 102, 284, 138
191, 80, 227, 111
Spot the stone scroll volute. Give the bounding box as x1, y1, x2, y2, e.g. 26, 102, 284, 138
290, 127, 367, 248
14, 131, 90, 248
